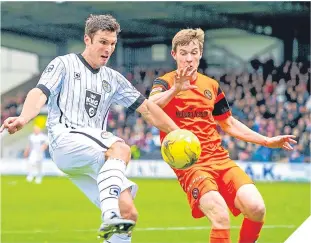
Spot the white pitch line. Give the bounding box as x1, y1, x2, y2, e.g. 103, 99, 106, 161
1, 225, 296, 234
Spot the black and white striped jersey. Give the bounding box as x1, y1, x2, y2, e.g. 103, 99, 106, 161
37, 53, 145, 148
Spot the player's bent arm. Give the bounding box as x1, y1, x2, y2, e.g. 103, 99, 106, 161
217, 115, 268, 146
41, 143, 48, 152
23, 145, 30, 158
136, 99, 179, 133
20, 88, 47, 124
148, 87, 179, 108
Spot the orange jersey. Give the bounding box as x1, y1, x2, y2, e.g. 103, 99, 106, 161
150, 71, 231, 170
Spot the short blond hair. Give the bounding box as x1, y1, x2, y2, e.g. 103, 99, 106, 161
172, 28, 204, 52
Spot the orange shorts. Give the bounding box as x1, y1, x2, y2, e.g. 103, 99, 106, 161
177, 160, 253, 218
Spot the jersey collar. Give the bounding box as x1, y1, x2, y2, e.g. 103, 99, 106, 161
77, 53, 100, 74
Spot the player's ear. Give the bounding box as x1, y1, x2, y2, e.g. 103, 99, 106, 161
171, 50, 177, 61
84, 34, 91, 46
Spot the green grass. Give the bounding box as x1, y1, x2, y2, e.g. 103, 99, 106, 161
1, 176, 310, 243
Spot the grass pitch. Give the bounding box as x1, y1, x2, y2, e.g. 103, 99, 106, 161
1, 176, 310, 243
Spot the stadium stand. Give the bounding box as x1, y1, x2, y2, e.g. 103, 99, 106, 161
2, 59, 310, 162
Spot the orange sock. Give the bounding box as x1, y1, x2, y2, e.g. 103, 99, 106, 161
239, 218, 264, 243
210, 228, 231, 243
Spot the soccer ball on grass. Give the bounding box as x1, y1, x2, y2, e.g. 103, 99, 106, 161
161, 129, 201, 169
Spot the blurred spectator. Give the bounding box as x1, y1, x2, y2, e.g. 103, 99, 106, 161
252, 146, 273, 162
289, 145, 305, 163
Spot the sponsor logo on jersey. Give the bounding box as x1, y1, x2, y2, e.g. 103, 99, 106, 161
176, 110, 209, 118
85, 90, 101, 118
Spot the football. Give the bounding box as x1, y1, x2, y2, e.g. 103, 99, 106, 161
161, 129, 201, 169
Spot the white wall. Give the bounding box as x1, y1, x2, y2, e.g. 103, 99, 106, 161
1, 47, 39, 94
205, 28, 284, 73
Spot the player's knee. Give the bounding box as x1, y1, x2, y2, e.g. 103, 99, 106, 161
200, 192, 230, 228
246, 202, 266, 221
107, 142, 131, 163
236, 184, 266, 221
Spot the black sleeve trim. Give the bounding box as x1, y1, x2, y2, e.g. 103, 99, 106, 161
212, 98, 230, 116
128, 94, 146, 113
217, 86, 222, 95
153, 78, 169, 90
36, 84, 50, 99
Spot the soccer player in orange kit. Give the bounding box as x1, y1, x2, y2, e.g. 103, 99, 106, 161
149, 28, 297, 243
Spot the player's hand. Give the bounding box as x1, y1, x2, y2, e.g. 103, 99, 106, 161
173, 66, 198, 93
265, 135, 297, 151
0, 116, 27, 134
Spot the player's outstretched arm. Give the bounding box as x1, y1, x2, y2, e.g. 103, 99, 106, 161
217, 116, 297, 151
136, 99, 179, 134
149, 88, 179, 108
0, 88, 47, 134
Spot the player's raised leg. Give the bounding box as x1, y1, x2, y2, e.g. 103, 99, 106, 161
97, 141, 136, 240
235, 184, 266, 243
68, 174, 137, 243
52, 129, 137, 240
103, 188, 138, 243
199, 191, 231, 243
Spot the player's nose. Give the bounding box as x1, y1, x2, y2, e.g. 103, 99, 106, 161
186, 53, 193, 62
104, 46, 113, 55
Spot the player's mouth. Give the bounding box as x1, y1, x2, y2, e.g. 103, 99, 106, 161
101, 55, 109, 60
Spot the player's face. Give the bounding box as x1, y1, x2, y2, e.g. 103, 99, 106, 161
171, 40, 202, 72
33, 126, 41, 134
84, 30, 117, 68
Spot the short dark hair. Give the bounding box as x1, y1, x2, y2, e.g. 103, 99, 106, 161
85, 14, 121, 39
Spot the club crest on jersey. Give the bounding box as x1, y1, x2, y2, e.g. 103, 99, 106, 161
102, 80, 111, 93
85, 90, 101, 118
204, 90, 212, 100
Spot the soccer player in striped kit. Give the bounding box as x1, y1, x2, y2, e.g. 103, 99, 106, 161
0, 14, 179, 242
24, 125, 48, 184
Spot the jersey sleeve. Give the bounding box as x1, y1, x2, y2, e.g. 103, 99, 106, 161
212, 86, 232, 120
149, 78, 170, 96
36, 57, 65, 99
113, 72, 146, 113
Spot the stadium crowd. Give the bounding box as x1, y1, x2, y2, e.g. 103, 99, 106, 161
1, 59, 310, 163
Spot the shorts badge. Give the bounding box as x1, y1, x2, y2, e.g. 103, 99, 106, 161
101, 131, 113, 139
192, 188, 199, 199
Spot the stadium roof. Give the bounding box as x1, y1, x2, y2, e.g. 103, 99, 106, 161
1, 1, 310, 43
